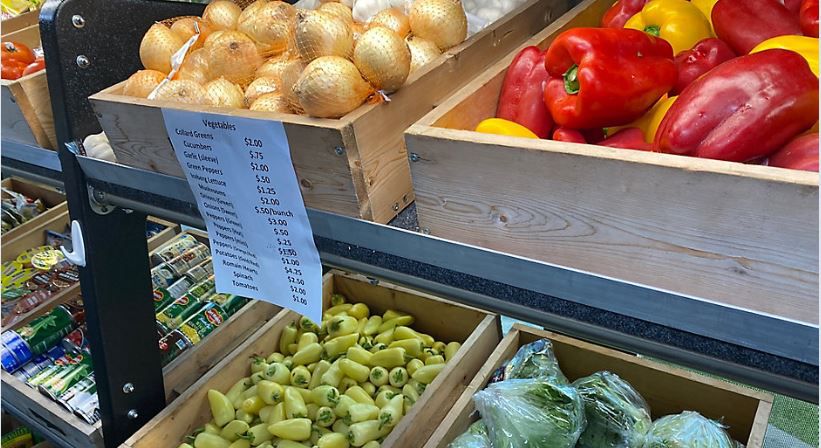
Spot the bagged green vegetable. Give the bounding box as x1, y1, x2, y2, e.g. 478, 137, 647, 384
448, 419, 492, 448
473, 378, 586, 448
573, 371, 652, 448
503, 338, 568, 383
642, 411, 735, 448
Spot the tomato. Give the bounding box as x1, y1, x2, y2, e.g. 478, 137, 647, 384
22, 57, 45, 76
2, 60, 27, 80
1, 41, 35, 65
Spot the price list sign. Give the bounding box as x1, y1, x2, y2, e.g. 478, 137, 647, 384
162, 109, 323, 322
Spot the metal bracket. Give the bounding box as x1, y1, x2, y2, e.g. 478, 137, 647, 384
88, 184, 115, 215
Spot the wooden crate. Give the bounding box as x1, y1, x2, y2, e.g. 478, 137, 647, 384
2, 214, 178, 329
1, 177, 67, 246
88, 0, 572, 223
405, 0, 819, 323
121, 269, 502, 448
1, 22, 56, 149
1, 231, 281, 448
425, 323, 773, 448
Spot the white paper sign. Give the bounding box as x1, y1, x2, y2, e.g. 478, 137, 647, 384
162, 109, 323, 323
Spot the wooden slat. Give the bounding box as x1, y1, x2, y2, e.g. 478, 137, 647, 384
425, 324, 773, 448
1, 10, 40, 33
406, 0, 819, 323
1, 178, 67, 243
122, 270, 501, 448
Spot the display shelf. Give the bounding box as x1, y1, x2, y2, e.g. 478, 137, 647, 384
0, 140, 63, 188
76, 154, 819, 402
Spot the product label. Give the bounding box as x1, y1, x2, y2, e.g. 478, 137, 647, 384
162, 110, 323, 322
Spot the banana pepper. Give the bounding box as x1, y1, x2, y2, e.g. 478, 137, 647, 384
751, 35, 819, 77
625, 0, 713, 54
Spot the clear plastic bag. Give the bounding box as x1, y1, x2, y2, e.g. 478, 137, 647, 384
503, 338, 568, 383
448, 419, 492, 448
573, 371, 653, 448
642, 411, 735, 448
473, 378, 586, 448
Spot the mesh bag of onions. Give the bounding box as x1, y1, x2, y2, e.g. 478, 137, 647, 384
126, 0, 467, 118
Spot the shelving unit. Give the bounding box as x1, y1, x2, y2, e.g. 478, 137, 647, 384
1, 0, 817, 447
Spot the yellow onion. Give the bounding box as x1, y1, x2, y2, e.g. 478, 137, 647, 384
152, 79, 209, 104
250, 92, 291, 112
204, 30, 226, 46
279, 59, 307, 113
169, 17, 214, 50
295, 10, 354, 62
353, 26, 410, 93
204, 77, 245, 108
351, 22, 366, 41
238, 0, 268, 20
175, 48, 211, 84
255, 54, 291, 79
140, 23, 185, 73
239, 1, 296, 57
368, 8, 410, 37
406, 35, 441, 72
205, 30, 264, 87
293, 56, 373, 118
245, 76, 282, 105
319, 2, 354, 25
409, 0, 467, 50
202, 0, 242, 30
123, 70, 167, 98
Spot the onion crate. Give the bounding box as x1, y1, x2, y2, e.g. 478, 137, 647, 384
1, 21, 57, 149
89, 0, 572, 223
120, 269, 501, 447
1, 230, 281, 448
405, 0, 818, 323
425, 324, 773, 448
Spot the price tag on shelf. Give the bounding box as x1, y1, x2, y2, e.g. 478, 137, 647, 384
161, 109, 323, 323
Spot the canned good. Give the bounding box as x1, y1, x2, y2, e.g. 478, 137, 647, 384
74, 389, 100, 424
184, 257, 213, 283
39, 355, 92, 399
44, 344, 67, 361
159, 330, 191, 366
167, 276, 195, 301
156, 295, 206, 330
156, 320, 170, 339
15, 306, 76, 356
150, 234, 198, 265
187, 275, 215, 301
209, 294, 249, 318
12, 354, 52, 382
26, 354, 73, 388
65, 381, 96, 412
151, 263, 177, 289
56, 374, 94, 406
165, 244, 210, 278
61, 326, 90, 354
152, 288, 175, 311
1, 331, 32, 372
178, 303, 226, 345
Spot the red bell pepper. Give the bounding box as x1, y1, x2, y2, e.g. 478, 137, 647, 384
599, 128, 652, 151
654, 49, 819, 162
672, 38, 735, 96
801, 0, 819, 37
496, 46, 552, 138
543, 28, 676, 129
779, 0, 804, 14
712, 0, 802, 54
600, 0, 649, 28
767, 133, 819, 171
552, 127, 587, 143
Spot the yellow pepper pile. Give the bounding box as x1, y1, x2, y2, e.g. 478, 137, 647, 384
625, 0, 713, 55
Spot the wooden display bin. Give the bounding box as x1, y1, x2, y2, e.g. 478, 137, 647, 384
425, 324, 773, 448
405, 0, 818, 323
1, 20, 56, 149
121, 269, 501, 448
88, 0, 573, 223
1, 177, 67, 245
2, 213, 177, 329
1, 230, 281, 448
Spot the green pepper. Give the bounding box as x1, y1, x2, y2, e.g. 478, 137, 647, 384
369, 343, 388, 353
328, 316, 359, 339
356, 317, 368, 335
312, 385, 341, 407
279, 323, 298, 355
309, 360, 332, 389
334, 395, 358, 418
405, 359, 423, 377
297, 332, 319, 351
339, 377, 358, 393
347, 403, 379, 423
378, 394, 404, 428
258, 405, 275, 422
284, 386, 308, 419
241, 396, 266, 415
235, 409, 254, 424
360, 382, 376, 397
411, 363, 445, 384
312, 424, 332, 445
444, 342, 461, 361
320, 361, 344, 387
317, 432, 349, 448
316, 406, 337, 427
208, 389, 236, 427
381, 310, 407, 321
298, 317, 320, 333
220, 420, 249, 442
344, 386, 375, 406
377, 315, 414, 333
339, 359, 370, 383
325, 303, 353, 315
369, 348, 408, 369
290, 365, 312, 388
228, 440, 250, 448
402, 384, 419, 404
388, 368, 408, 388
362, 316, 382, 336
330, 293, 347, 306
373, 330, 394, 346
368, 367, 389, 387
332, 419, 350, 435
267, 402, 286, 425
292, 343, 322, 367
263, 363, 291, 385
266, 352, 284, 364
374, 390, 395, 409
362, 441, 380, 448
268, 418, 312, 441
226, 378, 252, 404
250, 356, 268, 374
425, 355, 445, 366
307, 403, 319, 421
246, 423, 272, 446
407, 379, 426, 396
204, 422, 221, 435
256, 380, 284, 405
323, 334, 359, 360
347, 420, 390, 447
193, 432, 231, 448
250, 371, 265, 385
347, 303, 370, 320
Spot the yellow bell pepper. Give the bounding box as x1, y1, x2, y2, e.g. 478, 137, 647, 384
625, 0, 713, 55
630, 95, 677, 143
750, 36, 819, 77
475, 118, 539, 139
691, 0, 718, 33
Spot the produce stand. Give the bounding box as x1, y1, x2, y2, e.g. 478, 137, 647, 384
0, 0, 817, 447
